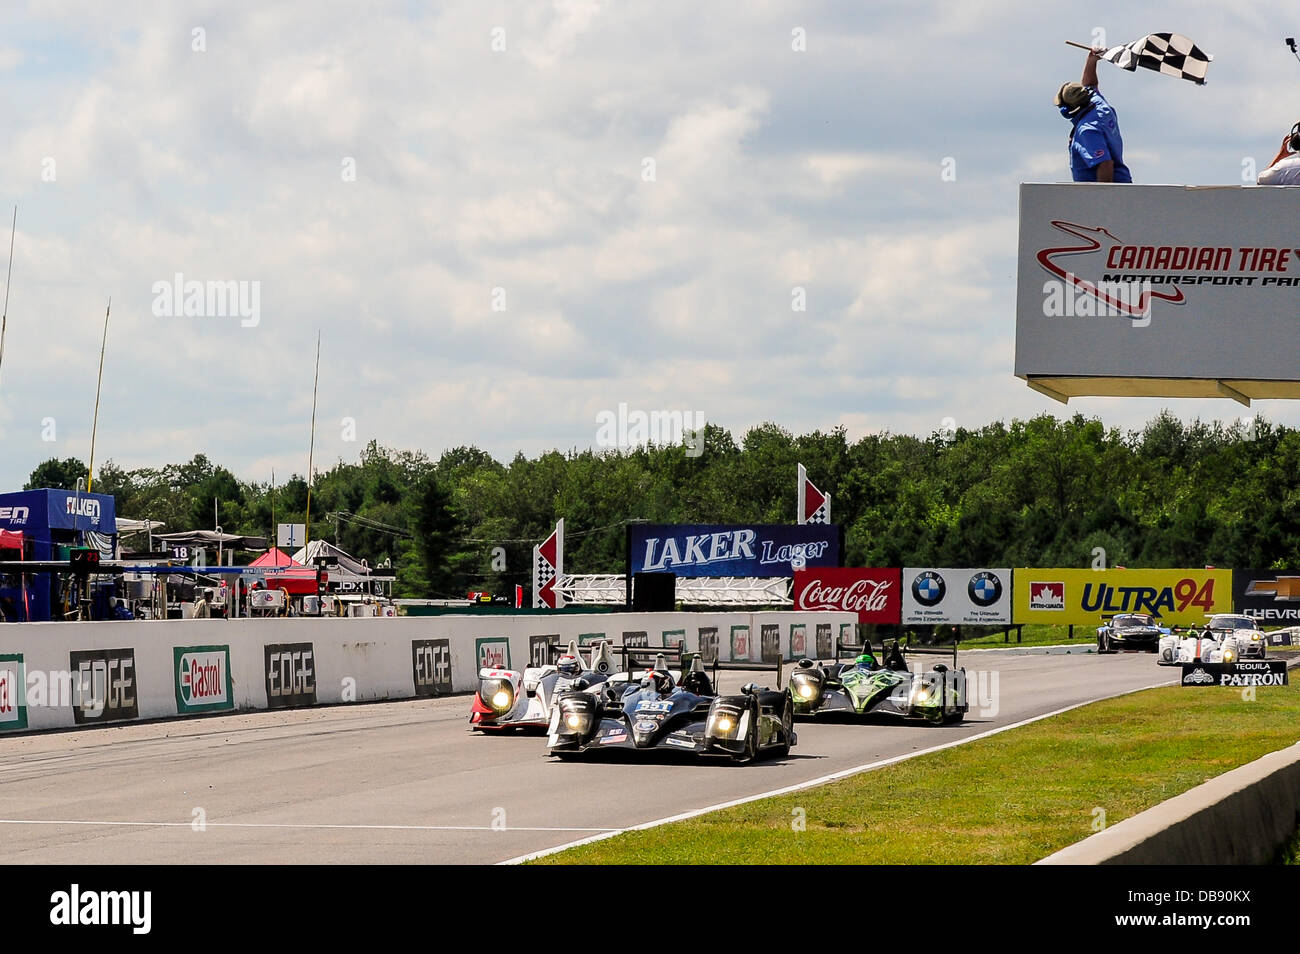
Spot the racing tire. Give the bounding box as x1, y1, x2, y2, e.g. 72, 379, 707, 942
732, 703, 761, 765
1098, 633, 1113, 654
774, 702, 794, 758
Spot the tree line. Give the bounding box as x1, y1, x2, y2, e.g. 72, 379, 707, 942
23, 410, 1300, 598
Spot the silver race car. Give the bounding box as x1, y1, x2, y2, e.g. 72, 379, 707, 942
470, 639, 617, 731
1205, 614, 1267, 660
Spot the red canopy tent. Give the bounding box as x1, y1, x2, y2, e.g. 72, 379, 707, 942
0, 530, 30, 620
248, 547, 317, 596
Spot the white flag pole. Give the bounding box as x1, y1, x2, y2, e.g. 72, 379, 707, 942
554, 518, 564, 608
797, 464, 807, 525
531, 544, 542, 608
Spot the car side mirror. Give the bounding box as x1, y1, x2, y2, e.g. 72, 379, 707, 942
741, 682, 758, 695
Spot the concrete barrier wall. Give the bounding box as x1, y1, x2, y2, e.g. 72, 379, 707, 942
1037, 741, 1300, 865
0, 611, 856, 734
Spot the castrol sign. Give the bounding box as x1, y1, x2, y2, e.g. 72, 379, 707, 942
174, 645, 233, 713
792, 568, 901, 623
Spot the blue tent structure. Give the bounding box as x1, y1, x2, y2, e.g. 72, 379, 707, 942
0, 488, 116, 621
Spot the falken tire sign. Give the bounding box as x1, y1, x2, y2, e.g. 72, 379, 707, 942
174, 645, 234, 713
902, 568, 1011, 625
1180, 660, 1289, 687
265, 642, 316, 709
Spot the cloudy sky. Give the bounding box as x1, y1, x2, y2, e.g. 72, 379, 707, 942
0, 0, 1295, 490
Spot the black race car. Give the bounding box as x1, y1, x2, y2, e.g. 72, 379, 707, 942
1096, 613, 1165, 653
546, 651, 795, 763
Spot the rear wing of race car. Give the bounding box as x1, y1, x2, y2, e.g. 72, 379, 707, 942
835, 636, 959, 669
533, 639, 676, 675
608, 644, 723, 689
612, 642, 684, 673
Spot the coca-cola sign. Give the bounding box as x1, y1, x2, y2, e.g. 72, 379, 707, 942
793, 568, 901, 623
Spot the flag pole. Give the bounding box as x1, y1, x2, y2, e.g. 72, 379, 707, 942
87, 298, 111, 493
1065, 41, 1095, 52
0, 206, 15, 390
304, 331, 321, 552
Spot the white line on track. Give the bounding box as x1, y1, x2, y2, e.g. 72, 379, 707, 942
0, 819, 616, 833
499, 679, 1176, 864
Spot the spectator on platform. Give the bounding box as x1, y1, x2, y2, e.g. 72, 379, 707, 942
1257, 124, 1300, 185
1057, 47, 1132, 183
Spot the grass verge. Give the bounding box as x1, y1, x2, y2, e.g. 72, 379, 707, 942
956, 624, 1095, 650
531, 681, 1300, 865
1280, 825, 1300, 865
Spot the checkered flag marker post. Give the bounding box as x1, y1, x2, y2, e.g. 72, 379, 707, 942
531, 519, 564, 608
1068, 34, 1212, 85
797, 464, 831, 525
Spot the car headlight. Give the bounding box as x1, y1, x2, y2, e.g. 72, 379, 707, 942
707, 705, 743, 740
1222, 647, 1236, 662
557, 698, 594, 736
911, 681, 938, 706
479, 678, 514, 714
790, 672, 821, 701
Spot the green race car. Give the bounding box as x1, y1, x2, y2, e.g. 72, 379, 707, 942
787, 638, 967, 724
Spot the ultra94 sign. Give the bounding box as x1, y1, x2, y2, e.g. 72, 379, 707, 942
1013, 568, 1231, 625
792, 568, 901, 623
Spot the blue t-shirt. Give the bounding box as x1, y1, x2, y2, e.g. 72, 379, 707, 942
1069, 90, 1131, 183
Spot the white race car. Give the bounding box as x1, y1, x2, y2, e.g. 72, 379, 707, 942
1204, 614, 1267, 660
1157, 614, 1266, 666
470, 640, 617, 731
1157, 628, 1229, 666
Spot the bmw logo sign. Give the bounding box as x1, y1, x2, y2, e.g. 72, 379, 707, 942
912, 571, 945, 606
968, 572, 1003, 607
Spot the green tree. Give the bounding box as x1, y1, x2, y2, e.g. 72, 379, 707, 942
25, 457, 88, 490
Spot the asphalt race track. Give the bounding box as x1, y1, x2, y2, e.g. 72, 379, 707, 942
0, 649, 1174, 864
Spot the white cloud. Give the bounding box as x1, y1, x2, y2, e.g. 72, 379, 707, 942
1, 0, 1298, 493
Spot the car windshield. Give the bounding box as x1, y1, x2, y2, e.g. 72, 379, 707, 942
1115, 615, 1153, 626
1209, 616, 1255, 631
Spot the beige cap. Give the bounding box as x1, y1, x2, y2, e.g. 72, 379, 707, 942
1055, 82, 1092, 108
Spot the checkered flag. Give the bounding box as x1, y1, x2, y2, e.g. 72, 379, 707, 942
797, 464, 831, 525
531, 519, 563, 608
1101, 33, 1212, 85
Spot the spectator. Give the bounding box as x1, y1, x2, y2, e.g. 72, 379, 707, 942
1257, 125, 1300, 185
191, 588, 212, 619
112, 598, 134, 621
1057, 47, 1132, 183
